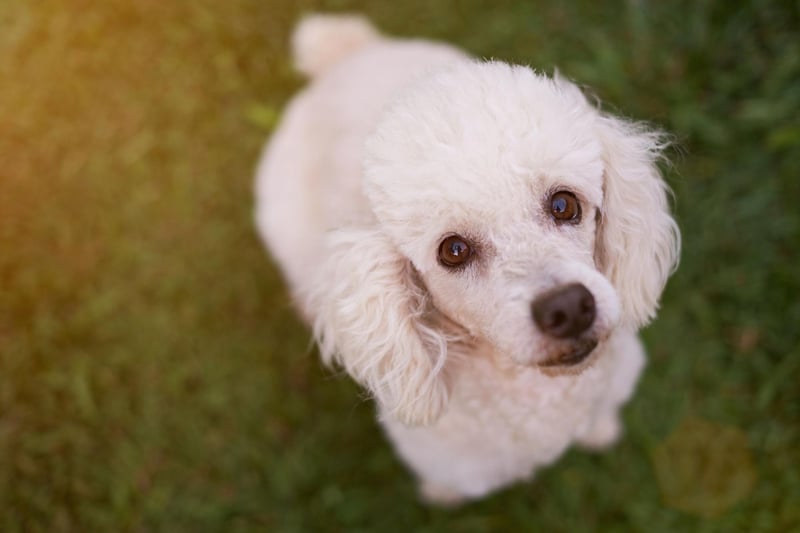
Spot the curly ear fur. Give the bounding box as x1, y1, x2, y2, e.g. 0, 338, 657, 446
594, 116, 681, 328
304, 227, 450, 426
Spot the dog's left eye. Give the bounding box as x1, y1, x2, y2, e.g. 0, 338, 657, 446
438, 235, 473, 268
549, 191, 581, 223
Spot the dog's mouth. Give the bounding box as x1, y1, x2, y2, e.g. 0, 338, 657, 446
538, 338, 599, 369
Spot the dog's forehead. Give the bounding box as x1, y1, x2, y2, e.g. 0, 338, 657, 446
364, 61, 605, 229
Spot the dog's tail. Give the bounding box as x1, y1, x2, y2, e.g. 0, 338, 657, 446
292, 14, 381, 79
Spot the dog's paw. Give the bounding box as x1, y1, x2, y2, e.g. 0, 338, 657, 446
577, 413, 621, 450
420, 481, 467, 508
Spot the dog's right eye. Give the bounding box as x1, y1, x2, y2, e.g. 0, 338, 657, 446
438, 235, 473, 268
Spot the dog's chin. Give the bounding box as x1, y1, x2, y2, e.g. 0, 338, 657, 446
537, 338, 600, 376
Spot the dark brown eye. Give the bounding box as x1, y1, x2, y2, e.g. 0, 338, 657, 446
438, 235, 473, 268
549, 191, 581, 223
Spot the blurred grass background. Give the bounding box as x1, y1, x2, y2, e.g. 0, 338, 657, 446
1, 0, 798, 531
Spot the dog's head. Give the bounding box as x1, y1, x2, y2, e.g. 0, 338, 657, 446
312, 61, 679, 425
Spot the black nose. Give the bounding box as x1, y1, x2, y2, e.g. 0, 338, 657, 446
531, 283, 596, 339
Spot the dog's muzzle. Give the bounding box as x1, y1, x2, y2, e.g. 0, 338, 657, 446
531, 283, 598, 367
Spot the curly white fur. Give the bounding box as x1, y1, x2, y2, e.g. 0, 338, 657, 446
255, 14, 680, 503
306, 227, 452, 425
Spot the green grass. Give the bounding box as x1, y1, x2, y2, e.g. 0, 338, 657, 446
1, 0, 798, 531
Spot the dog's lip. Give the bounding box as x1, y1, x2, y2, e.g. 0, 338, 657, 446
538, 338, 599, 368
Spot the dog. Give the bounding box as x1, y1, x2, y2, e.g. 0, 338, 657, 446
255, 14, 680, 504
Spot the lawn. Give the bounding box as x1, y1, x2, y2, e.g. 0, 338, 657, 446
1, 0, 798, 531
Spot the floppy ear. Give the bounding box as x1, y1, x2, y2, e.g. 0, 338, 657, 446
304, 227, 450, 426
594, 116, 681, 328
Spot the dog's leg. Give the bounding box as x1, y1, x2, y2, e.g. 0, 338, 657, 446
577, 333, 645, 450
419, 480, 468, 507
576, 411, 621, 450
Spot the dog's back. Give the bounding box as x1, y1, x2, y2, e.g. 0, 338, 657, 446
254, 15, 465, 307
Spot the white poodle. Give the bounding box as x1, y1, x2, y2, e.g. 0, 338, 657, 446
255, 14, 680, 504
